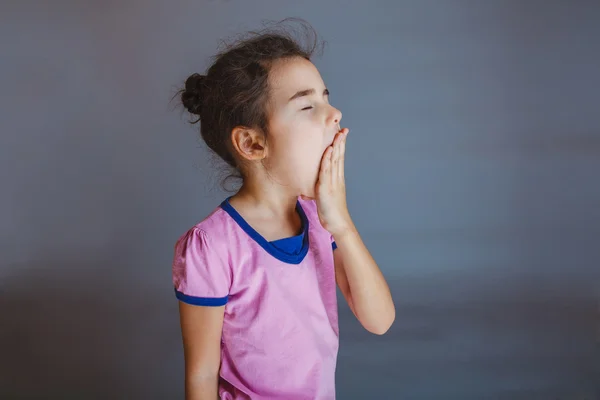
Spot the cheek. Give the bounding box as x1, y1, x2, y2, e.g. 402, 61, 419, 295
289, 143, 321, 172
303, 138, 326, 162
280, 141, 323, 183
305, 144, 328, 182
268, 125, 327, 180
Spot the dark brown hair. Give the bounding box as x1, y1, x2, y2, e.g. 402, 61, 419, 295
176, 18, 325, 188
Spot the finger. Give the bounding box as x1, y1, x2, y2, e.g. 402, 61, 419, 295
319, 146, 333, 185
335, 132, 346, 183
330, 134, 339, 185
339, 131, 347, 180
332, 132, 341, 165
327, 146, 334, 186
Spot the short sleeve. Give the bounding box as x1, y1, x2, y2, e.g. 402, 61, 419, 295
172, 227, 231, 306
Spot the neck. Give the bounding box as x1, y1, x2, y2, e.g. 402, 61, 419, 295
232, 178, 300, 219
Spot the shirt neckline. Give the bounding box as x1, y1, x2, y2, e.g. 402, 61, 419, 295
219, 197, 310, 264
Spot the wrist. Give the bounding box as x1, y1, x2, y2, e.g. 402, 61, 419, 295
330, 220, 357, 241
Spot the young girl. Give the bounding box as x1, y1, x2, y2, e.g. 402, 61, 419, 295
172, 22, 395, 400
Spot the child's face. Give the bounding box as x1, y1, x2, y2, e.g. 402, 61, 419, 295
265, 57, 343, 197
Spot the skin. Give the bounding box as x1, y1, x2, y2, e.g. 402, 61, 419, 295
179, 56, 395, 399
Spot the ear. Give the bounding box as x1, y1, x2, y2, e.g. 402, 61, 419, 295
230, 126, 267, 162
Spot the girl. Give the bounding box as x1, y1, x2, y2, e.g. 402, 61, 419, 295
173, 21, 395, 400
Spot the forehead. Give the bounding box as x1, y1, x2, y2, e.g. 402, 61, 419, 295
268, 57, 324, 103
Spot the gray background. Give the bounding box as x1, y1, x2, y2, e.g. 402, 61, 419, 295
1, 1, 599, 399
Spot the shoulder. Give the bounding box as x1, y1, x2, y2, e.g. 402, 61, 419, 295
297, 197, 318, 218
297, 198, 326, 230
172, 205, 234, 302
297, 198, 338, 250
297, 198, 333, 238
174, 205, 233, 255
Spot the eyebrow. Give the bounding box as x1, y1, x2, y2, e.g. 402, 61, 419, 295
288, 88, 329, 102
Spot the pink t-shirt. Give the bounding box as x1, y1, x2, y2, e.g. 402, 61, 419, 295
172, 197, 339, 399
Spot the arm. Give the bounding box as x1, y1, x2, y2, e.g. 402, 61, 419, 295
333, 227, 395, 335
303, 126, 395, 335
178, 301, 224, 400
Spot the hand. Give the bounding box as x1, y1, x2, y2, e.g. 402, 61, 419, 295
302, 128, 354, 236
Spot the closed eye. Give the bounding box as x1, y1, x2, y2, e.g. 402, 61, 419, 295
294, 88, 329, 111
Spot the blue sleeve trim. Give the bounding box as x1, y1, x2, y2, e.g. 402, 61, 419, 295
175, 289, 228, 306
332, 241, 337, 250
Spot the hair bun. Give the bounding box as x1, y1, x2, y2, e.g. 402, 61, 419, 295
181, 73, 206, 116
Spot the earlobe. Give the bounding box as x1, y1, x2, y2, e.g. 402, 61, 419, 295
231, 126, 266, 161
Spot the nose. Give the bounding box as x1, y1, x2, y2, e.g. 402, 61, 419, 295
329, 106, 342, 128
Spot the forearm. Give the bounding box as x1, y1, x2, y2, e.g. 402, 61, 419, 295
333, 224, 395, 334
185, 373, 220, 400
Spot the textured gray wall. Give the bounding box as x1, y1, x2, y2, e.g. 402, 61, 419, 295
1, 1, 599, 399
